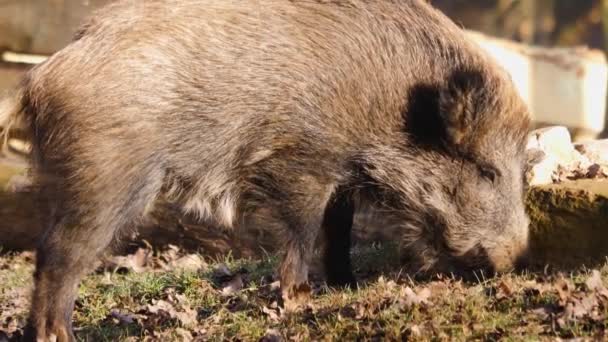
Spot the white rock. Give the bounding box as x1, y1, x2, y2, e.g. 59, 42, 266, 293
526, 134, 541, 151
574, 140, 608, 166
525, 126, 593, 185
526, 151, 560, 186
533, 126, 574, 161
531, 126, 589, 166
468, 31, 608, 136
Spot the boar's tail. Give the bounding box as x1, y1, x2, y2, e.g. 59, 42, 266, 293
0, 87, 27, 156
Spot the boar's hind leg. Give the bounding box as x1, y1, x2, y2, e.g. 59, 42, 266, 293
322, 189, 356, 288
25, 168, 163, 342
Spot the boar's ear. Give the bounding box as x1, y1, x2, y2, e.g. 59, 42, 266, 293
404, 84, 443, 146
438, 68, 489, 147
405, 68, 490, 149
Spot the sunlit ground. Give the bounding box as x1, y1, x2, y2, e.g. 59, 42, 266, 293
1, 244, 607, 341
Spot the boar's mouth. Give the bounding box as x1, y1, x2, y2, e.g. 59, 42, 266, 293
448, 244, 496, 280
431, 244, 497, 281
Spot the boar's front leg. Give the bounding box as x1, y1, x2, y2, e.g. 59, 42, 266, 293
268, 177, 336, 310
322, 189, 356, 288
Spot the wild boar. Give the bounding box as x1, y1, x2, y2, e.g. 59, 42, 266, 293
0, 0, 531, 340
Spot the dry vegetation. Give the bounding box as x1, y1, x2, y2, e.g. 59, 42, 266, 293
1, 244, 608, 341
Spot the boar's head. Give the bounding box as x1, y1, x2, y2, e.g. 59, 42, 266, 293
396, 67, 531, 277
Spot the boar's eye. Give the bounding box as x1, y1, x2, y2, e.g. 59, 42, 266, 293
478, 165, 499, 183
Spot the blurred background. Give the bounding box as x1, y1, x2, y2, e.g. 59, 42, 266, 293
434, 0, 605, 48
1, 1, 606, 52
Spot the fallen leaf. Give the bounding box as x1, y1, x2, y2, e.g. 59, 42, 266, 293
174, 306, 197, 326
214, 264, 233, 279
109, 309, 136, 325
399, 287, 431, 309
408, 324, 422, 337
338, 306, 357, 321
562, 293, 599, 323
170, 254, 206, 272
426, 281, 449, 297
260, 329, 282, 342
144, 299, 197, 327
270, 281, 281, 291
147, 299, 175, 315
586, 270, 606, 292
417, 287, 432, 302
174, 327, 193, 342
221, 275, 244, 296
470, 323, 484, 332
262, 305, 281, 322
385, 280, 398, 290
105, 248, 150, 273
554, 277, 573, 303
496, 280, 514, 300
530, 306, 554, 320
162, 244, 181, 262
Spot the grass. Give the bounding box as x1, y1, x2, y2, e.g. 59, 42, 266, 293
1, 245, 608, 341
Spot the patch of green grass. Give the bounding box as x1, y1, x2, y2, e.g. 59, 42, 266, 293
2, 245, 608, 341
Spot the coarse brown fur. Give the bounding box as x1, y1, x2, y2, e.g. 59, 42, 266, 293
0, 1, 531, 340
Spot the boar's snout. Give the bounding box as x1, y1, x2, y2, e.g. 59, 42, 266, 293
484, 214, 530, 274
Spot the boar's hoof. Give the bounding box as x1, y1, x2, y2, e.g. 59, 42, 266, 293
22, 321, 75, 342
281, 282, 312, 312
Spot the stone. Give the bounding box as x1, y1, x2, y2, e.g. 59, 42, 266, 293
574, 140, 608, 166
525, 126, 591, 186
526, 151, 559, 186
532, 126, 582, 165
526, 179, 608, 268
468, 31, 608, 137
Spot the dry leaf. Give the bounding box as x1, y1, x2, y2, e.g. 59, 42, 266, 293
270, 281, 281, 291
221, 275, 244, 296
147, 299, 175, 315
214, 264, 233, 278
417, 287, 432, 302
408, 324, 422, 337
109, 309, 136, 325
586, 270, 605, 292
554, 278, 573, 303
145, 299, 197, 327
426, 281, 449, 297
106, 248, 150, 273
174, 306, 197, 326
262, 305, 281, 322
170, 254, 206, 272
338, 306, 357, 321
399, 287, 431, 309
495, 280, 515, 300
530, 306, 554, 320
260, 329, 282, 342
174, 327, 194, 342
